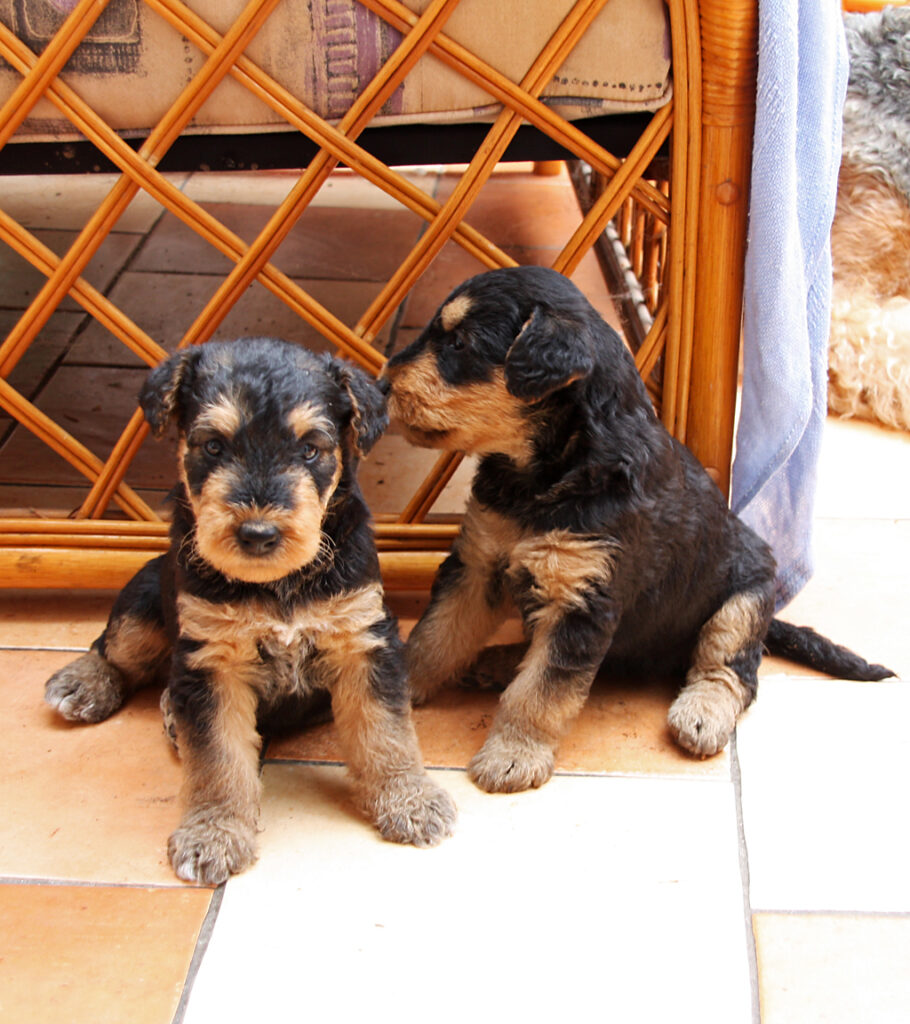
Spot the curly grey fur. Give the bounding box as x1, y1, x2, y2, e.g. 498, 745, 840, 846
842, 8, 910, 200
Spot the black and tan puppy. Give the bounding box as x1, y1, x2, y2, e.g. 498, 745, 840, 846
384, 266, 893, 793
45, 338, 455, 883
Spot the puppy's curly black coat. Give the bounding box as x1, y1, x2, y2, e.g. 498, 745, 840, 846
385, 267, 893, 793
45, 338, 455, 883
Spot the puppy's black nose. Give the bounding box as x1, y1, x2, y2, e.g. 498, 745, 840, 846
236, 521, 281, 556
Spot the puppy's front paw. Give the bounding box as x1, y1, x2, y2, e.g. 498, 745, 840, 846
45, 651, 126, 723
366, 773, 456, 848
468, 730, 555, 793
667, 683, 739, 757
167, 815, 258, 885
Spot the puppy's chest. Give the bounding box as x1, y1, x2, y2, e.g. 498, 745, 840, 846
176, 585, 386, 696
463, 504, 619, 606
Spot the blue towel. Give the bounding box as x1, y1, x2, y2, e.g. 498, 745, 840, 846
731, 0, 848, 608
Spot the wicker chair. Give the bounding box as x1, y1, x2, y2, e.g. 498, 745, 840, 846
0, 0, 758, 589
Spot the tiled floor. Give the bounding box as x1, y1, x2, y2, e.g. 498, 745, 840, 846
1, 168, 909, 1023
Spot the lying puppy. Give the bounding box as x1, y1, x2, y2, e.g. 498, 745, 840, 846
829, 7, 910, 431
384, 266, 893, 793
45, 338, 455, 882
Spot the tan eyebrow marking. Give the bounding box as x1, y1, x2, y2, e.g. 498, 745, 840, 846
440, 294, 474, 332
286, 402, 335, 439
195, 395, 245, 438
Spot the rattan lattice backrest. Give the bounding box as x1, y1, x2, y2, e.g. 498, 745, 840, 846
0, 0, 758, 588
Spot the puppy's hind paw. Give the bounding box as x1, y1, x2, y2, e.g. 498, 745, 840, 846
367, 773, 456, 848
44, 651, 126, 724
167, 816, 258, 885
458, 643, 526, 692
667, 683, 739, 758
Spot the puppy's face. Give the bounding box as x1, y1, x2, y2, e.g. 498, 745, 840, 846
140, 338, 386, 584
384, 267, 598, 464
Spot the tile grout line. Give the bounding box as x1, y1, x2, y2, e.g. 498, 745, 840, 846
0, 875, 210, 891
172, 882, 227, 1024
730, 729, 762, 1024
262, 755, 734, 783
1, 644, 90, 653
748, 907, 910, 919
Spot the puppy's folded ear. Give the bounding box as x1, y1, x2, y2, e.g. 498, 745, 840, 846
504, 307, 595, 401
139, 349, 197, 438
330, 359, 389, 457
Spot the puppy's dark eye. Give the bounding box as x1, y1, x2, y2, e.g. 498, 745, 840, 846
447, 334, 465, 351
203, 438, 224, 458
301, 443, 319, 463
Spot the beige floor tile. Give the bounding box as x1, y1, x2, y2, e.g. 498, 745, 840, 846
754, 912, 910, 1024
766, 518, 910, 680
815, 415, 910, 520
0, 650, 184, 885
182, 168, 437, 211
0, 174, 181, 233
0, 883, 211, 1024
0, 588, 114, 649
179, 170, 300, 207
183, 764, 752, 1024
737, 675, 910, 913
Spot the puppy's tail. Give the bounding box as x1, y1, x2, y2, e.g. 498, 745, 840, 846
765, 619, 895, 681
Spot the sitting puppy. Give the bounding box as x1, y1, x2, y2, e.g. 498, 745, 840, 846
45, 338, 455, 883
384, 267, 893, 793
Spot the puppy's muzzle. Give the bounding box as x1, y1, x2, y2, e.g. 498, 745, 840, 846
235, 520, 282, 557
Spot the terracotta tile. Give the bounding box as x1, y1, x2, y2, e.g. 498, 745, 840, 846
754, 912, 910, 1024
359, 432, 475, 516
0, 650, 184, 884
0, 230, 143, 313
269, 598, 730, 779
398, 240, 625, 337
0, 483, 168, 519
133, 203, 425, 281
565, 247, 630, 333
737, 675, 910, 912
66, 273, 388, 365
0, 588, 115, 649
268, 670, 728, 779
182, 765, 752, 1023
435, 168, 584, 249
0, 309, 86, 412
0, 883, 211, 1024
0, 365, 171, 488
398, 239, 493, 327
